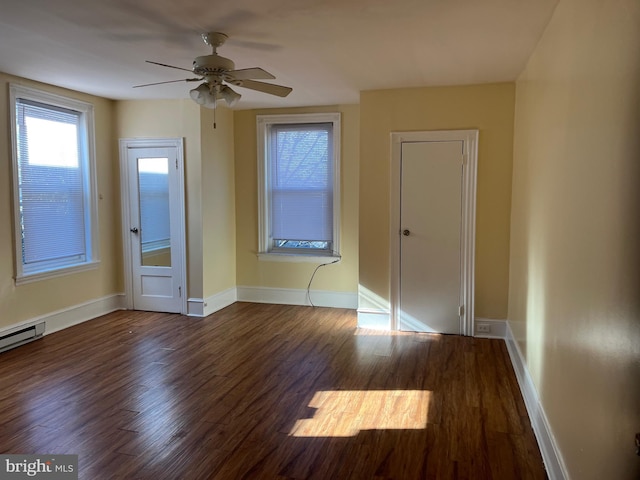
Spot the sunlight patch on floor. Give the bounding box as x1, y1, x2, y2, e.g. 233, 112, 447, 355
289, 390, 430, 437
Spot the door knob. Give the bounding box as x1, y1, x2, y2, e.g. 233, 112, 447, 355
402, 229, 410, 236
130, 227, 139, 234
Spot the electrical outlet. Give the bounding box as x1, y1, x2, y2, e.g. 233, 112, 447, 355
476, 323, 491, 334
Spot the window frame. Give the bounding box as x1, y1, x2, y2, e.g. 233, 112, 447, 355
257, 112, 341, 262
9, 84, 99, 284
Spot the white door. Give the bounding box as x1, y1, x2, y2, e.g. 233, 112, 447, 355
399, 141, 463, 334
123, 143, 185, 313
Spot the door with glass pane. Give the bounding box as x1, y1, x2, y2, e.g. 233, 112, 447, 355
123, 142, 185, 313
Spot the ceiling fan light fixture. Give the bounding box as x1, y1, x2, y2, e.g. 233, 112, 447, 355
189, 83, 212, 105
219, 85, 241, 107
142, 32, 291, 113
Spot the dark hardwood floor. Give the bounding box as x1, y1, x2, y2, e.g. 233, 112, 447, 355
0, 303, 546, 479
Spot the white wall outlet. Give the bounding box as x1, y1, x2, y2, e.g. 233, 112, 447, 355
476, 323, 491, 334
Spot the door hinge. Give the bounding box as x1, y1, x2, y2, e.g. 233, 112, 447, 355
458, 305, 464, 316
178, 286, 182, 298
175, 158, 178, 170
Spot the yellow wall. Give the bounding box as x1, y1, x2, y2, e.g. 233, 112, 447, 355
234, 105, 359, 293
115, 100, 237, 302
0, 73, 120, 329
359, 84, 515, 318
509, 0, 640, 477
200, 106, 236, 297
115, 99, 204, 299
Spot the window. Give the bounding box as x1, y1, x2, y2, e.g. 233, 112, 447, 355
257, 113, 340, 260
9, 84, 99, 283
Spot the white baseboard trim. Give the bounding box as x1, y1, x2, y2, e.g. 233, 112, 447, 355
204, 287, 238, 317
356, 309, 391, 330
473, 317, 507, 338
236, 286, 357, 309
187, 288, 238, 318
187, 298, 204, 317
1, 293, 126, 338
45, 293, 126, 335
357, 285, 391, 330
505, 322, 568, 480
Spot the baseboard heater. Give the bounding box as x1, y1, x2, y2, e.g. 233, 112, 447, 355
0, 322, 45, 353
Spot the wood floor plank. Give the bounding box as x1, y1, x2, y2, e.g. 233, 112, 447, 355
0, 303, 546, 479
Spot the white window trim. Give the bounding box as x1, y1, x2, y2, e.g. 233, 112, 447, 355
257, 112, 341, 262
9, 84, 100, 284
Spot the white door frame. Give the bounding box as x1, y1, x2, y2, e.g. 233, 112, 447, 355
389, 130, 478, 335
119, 137, 188, 314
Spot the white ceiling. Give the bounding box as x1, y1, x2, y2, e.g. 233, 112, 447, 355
0, 0, 558, 110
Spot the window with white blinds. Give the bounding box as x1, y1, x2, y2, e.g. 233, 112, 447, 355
10, 84, 98, 282
257, 113, 340, 258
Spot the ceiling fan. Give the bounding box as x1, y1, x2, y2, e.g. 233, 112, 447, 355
134, 32, 292, 108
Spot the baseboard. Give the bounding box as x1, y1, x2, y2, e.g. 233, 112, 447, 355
356, 285, 391, 330
473, 317, 507, 338
236, 286, 357, 309
204, 287, 238, 317
356, 309, 391, 330
187, 298, 205, 317
1, 293, 126, 339
505, 322, 568, 480
187, 288, 238, 318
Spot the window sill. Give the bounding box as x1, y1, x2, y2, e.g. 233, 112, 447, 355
257, 252, 341, 264
15, 261, 100, 286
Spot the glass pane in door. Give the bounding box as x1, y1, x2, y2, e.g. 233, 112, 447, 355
137, 157, 171, 267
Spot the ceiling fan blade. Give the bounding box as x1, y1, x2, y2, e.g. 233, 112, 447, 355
226, 67, 275, 80
234, 79, 292, 97
146, 60, 193, 73
133, 78, 201, 88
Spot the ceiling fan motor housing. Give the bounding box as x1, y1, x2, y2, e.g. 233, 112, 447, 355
193, 54, 235, 76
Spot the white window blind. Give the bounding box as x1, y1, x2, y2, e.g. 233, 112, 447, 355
257, 112, 340, 260
269, 123, 333, 246
10, 86, 97, 280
